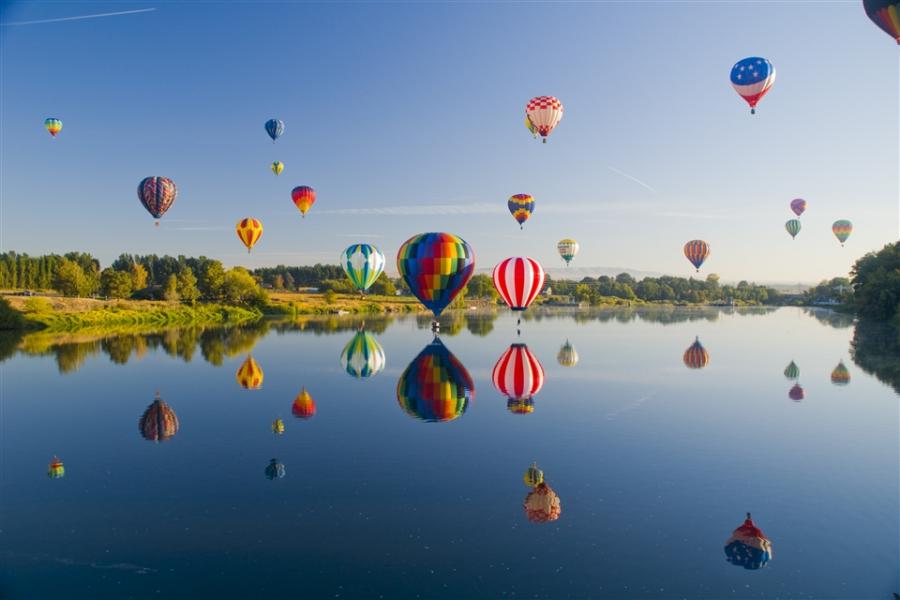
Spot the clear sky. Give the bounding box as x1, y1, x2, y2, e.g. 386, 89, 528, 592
1, 0, 897, 283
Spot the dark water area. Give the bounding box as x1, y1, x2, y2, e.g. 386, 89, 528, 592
1, 307, 897, 599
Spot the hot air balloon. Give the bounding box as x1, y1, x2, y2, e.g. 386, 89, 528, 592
557, 340, 579, 367
785, 219, 801, 240
236, 356, 263, 390
684, 240, 710, 272
396, 232, 475, 325
291, 186, 316, 218
832, 220, 852, 246
683, 337, 709, 369
863, 0, 900, 43
783, 360, 800, 380
271, 161, 284, 176
139, 393, 179, 442
44, 117, 62, 138
724, 513, 773, 570
524, 463, 544, 488
730, 57, 776, 114
557, 239, 579, 266
524, 482, 562, 523
292, 388, 316, 418
831, 361, 851, 385
507, 398, 535, 414
788, 383, 805, 402
790, 198, 807, 217
492, 343, 545, 407
137, 176, 177, 226
525, 115, 538, 139
396, 338, 473, 422
265, 119, 284, 142
272, 418, 285, 434
340, 329, 386, 378
236, 218, 263, 253
341, 244, 386, 293
525, 96, 564, 143
507, 194, 534, 229
265, 458, 285, 480
47, 456, 65, 479
492, 257, 546, 321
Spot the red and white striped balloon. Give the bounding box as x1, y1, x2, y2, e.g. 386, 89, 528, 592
492, 257, 545, 311
492, 343, 545, 401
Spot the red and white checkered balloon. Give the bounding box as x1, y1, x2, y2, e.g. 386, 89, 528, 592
525, 96, 563, 142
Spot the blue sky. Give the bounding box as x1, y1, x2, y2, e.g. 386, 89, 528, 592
1, 0, 897, 282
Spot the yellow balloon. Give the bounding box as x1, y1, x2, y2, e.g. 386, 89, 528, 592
236, 217, 263, 253
271, 161, 284, 176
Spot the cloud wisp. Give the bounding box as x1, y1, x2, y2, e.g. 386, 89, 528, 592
606, 165, 658, 194
1, 8, 156, 27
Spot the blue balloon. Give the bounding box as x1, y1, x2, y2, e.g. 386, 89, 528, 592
265, 119, 284, 141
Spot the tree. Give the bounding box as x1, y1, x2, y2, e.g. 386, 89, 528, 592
222, 268, 267, 307
164, 274, 179, 302
284, 272, 295, 291
273, 274, 285, 290
199, 260, 226, 301
130, 263, 148, 291
466, 274, 498, 300
368, 272, 396, 296
53, 258, 90, 297
615, 273, 635, 285
177, 267, 200, 304
324, 289, 336, 305
100, 268, 134, 299
851, 241, 900, 321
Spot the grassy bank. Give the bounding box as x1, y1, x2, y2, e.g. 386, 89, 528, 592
265, 291, 425, 315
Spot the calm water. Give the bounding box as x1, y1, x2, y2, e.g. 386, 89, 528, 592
1, 307, 897, 599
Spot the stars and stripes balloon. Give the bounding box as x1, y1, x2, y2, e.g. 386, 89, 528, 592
492, 343, 545, 406
683, 240, 710, 272
341, 244, 385, 293
492, 257, 545, 314
397, 232, 475, 319
271, 161, 284, 176
138, 393, 179, 442
525, 96, 564, 143
790, 198, 807, 217
137, 176, 177, 226
292, 388, 316, 419
508, 194, 535, 229
236, 355, 264, 390
831, 361, 851, 385
265, 118, 284, 142
730, 57, 776, 114
340, 329, 386, 378
291, 186, 316, 218
832, 220, 852, 246
683, 337, 710, 369
236, 218, 263, 253
396, 338, 473, 423
785, 219, 801, 240
863, 0, 900, 43
724, 513, 773, 570
557, 239, 579, 266
44, 117, 62, 138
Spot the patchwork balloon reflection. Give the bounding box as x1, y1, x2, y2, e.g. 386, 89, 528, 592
396, 338, 474, 422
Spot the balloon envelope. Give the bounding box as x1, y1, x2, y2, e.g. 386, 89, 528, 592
831, 361, 851, 385
291, 186, 316, 217
785, 219, 801, 240
557, 340, 579, 367
863, 0, 900, 43
832, 220, 852, 245
784, 361, 800, 380
236, 218, 263, 253
724, 514, 773, 570
507, 194, 534, 228
44, 117, 62, 137
684, 240, 710, 272
396, 338, 473, 422
557, 239, 579, 265
341, 244, 386, 292
265, 459, 285, 480
271, 161, 284, 176
788, 383, 805, 402
340, 329, 386, 378
492, 257, 545, 312
396, 232, 475, 318
524, 463, 544, 488
47, 456, 65, 479
492, 343, 545, 402
272, 418, 285, 434
265, 119, 284, 141
525, 96, 564, 142
292, 388, 316, 419
139, 394, 179, 442
790, 198, 806, 217
236, 356, 264, 389
524, 482, 561, 523
137, 176, 177, 221
730, 57, 776, 114
683, 337, 710, 369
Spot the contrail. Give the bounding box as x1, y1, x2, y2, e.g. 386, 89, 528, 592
1, 8, 156, 26
606, 165, 658, 194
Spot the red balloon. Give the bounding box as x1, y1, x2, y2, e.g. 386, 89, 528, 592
492, 257, 545, 311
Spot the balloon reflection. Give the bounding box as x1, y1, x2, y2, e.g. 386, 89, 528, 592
783, 360, 800, 380
236, 355, 264, 390
340, 328, 386, 378
524, 462, 544, 487
557, 340, 579, 367
47, 456, 65, 479
524, 483, 561, 523
788, 383, 805, 402
272, 418, 285, 434
831, 361, 851, 385
139, 392, 179, 442
724, 512, 773, 570
291, 388, 316, 419
396, 338, 473, 422
265, 459, 285, 480
683, 337, 710, 369
492, 343, 544, 414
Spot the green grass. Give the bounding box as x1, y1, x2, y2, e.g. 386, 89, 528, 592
23, 303, 261, 332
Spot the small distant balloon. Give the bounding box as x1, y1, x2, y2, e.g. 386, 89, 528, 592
724, 513, 773, 570
292, 388, 316, 419
524, 482, 562, 523
507, 194, 534, 229
730, 57, 776, 114
557, 340, 579, 367
831, 361, 851, 385
265, 459, 285, 480
832, 220, 852, 246
524, 463, 544, 488
44, 117, 62, 138
790, 198, 807, 217
683, 240, 710, 272
557, 239, 579, 266
525, 96, 564, 143
236, 356, 264, 390
265, 119, 284, 142
236, 218, 263, 253
783, 360, 800, 380
683, 337, 710, 369
48, 456, 65, 479
139, 392, 179, 442
291, 186, 316, 218
137, 176, 177, 226
525, 115, 538, 139
272, 418, 285, 435
785, 219, 801, 240
863, 0, 900, 44
788, 383, 805, 402
271, 161, 284, 176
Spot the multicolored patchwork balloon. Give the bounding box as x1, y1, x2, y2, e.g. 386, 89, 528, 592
684, 240, 710, 272
236, 356, 264, 390
396, 338, 473, 423
492, 257, 545, 312
492, 343, 544, 403
832, 220, 852, 246
139, 393, 179, 442
341, 244, 385, 292
785, 219, 801, 240
730, 57, 776, 114
291, 185, 316, 218
557, 239, 579, 266
683, 337, 710, 369
831, 361, 851, 385
340, 329, 386, 378
137, 176, 177, 225
507, 194, 535, 229
397, 232, 475, 318
47, 456, 65, 479
236, 218, 263, 253
724, 513, 773, 570
265, 118, 284, 142
44, 117, 62, 138
790, 198, 807, 217
292, 388, 316, 419
863, 0, 900, 43
525, 96, 564, 143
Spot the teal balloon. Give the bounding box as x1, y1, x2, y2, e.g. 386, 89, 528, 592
785, 219, 801, 239
341, 244, 385, 292
784, 361, 800, 380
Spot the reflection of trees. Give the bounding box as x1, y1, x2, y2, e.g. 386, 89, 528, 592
0, 331, 23, 362
520, 306, 731, 325
271, 315, 393, 335
850, 320, 900, 394
102, 335, 138, 364
803, 307, 856, 329
55, 341, 101, 373
199, 321, 269, 366
465, 312, 498, 337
